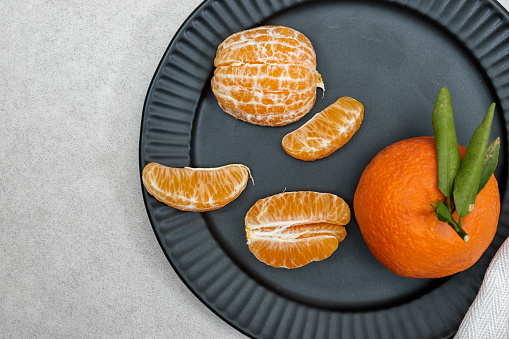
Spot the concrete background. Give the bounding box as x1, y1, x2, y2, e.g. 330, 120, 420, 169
1, 1, 508, 338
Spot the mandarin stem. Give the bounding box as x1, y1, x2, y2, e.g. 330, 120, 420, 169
450, 218, 469, 242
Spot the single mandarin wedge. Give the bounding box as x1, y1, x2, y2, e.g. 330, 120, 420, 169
282, 97, 364, 161
211, 25, 324, 126
245, 191, 350, 268
142, 163, 250, 212
354, 137, 500, 278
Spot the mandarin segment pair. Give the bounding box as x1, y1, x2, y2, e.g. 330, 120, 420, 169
246, 191, 351, 269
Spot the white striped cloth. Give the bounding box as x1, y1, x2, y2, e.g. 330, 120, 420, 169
454, 237, 509, 339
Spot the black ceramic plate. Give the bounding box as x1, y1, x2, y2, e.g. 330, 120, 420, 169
140, 1, 509, 338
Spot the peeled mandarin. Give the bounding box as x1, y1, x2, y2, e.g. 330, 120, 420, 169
211, 25, 324, 126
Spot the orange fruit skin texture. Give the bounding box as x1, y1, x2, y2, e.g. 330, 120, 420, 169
142, 163, 250, 212
245, 191, 351, 269
282, 97, 364, 161
211, 26, 321, 126
354, 136, 500, 278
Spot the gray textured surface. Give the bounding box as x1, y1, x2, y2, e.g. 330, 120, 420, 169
2, 1, 509, 338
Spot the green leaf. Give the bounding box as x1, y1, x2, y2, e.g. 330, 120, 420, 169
435, 200, 455, 223
434, 200, 469, 242
478, 137, 500, 194
432, 87, 461, 199
453, 103, 496, 217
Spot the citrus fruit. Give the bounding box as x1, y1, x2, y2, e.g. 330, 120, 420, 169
142, 163, 250, 212
282, 97, 364, 161
245, 191, 350, 268
211, 25, 324, 126
353, 136, 500, 278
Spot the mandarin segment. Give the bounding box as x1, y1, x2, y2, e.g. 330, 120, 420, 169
142, 163, 250, 212
212, 25, 323, 126
282, 97, 364, 161
248, 236, 342, 270
245, 191, 350, 268
353, 137, 500, 278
